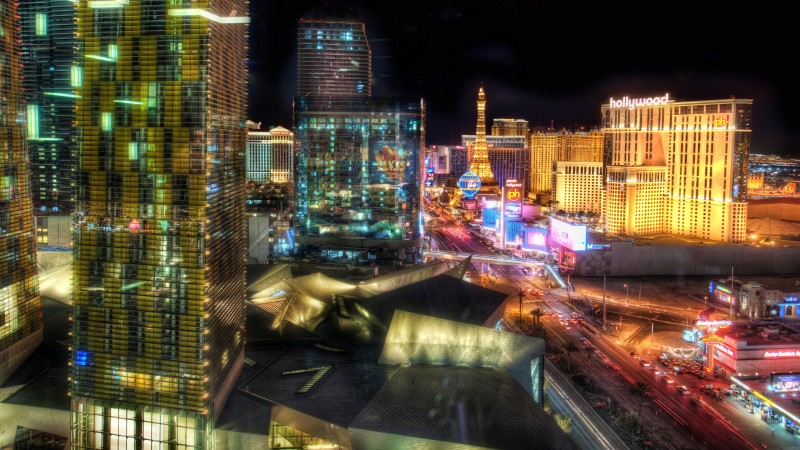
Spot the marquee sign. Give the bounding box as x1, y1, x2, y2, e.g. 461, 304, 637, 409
764, 350, 800, 359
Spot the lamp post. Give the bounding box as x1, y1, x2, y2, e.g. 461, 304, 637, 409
624, 284, 629, 305
518, 289, 524, 322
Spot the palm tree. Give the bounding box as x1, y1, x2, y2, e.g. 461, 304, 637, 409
629, 381, 651, 432
553, 413, 573, 434
562, 340, 580, 372
531, 308, 544, 329
585, 346, 596, 372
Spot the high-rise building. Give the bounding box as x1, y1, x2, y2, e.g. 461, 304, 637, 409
0, 0, 44, 386
20, 0, 77, 217
294, 96, 424, 252
296, 19, 371, 97
19, 0, 78, 249
69, 2, 249, 448
246, 126, 294, 183
491, 118, 529, 146
602, 94, 751, 242
529, 130, 603, 196
294, 19, 423, 261
552, 161, 604, 215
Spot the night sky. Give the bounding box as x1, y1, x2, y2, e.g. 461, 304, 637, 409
248, 1, 799, 158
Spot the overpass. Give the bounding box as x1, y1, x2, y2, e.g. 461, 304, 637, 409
422, 250, 568, 289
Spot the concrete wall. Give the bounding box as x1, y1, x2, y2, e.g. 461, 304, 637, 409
576, 240, 800, 277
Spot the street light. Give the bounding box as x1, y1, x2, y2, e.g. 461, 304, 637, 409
624, 284, 629, 305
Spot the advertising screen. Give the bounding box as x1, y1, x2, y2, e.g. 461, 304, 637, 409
771, 373, 800, 392
549, 218, 587, 251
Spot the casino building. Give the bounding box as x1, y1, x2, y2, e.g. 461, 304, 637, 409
602, 94, 751, 243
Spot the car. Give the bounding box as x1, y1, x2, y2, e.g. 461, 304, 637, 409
662, 376, 675, 384
639, 360, 651, 367
677, 385, 691, 395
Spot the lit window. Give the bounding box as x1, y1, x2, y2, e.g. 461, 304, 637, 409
71, 66, 82, 87
102, 112, 113, 131
35, 13, 47, 36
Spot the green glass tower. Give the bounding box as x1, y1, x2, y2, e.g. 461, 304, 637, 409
69, 1, 249, 448
0, 0, 44, 386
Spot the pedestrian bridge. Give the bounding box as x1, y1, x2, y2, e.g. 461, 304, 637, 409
422, 250, 568, 289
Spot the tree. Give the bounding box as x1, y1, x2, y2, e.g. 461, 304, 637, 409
561, 340, 580, 372
531, 308, 545, 329
553, 412, 573, 434
585, 346, 596, 372
629, 381, 651, 432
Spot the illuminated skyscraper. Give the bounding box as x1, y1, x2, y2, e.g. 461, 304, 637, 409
69, 2, 249, 448
0, 0, 44, 386
294, 19, 423, 261
20, 0, 77, 219
602, 94, 751, 242
296, 19, 371, 97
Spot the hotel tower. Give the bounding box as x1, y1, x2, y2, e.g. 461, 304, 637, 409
602, 94, 750, 242
0, 0, 44, 385
20, 0, 78, 227
70, 1, 249, 448
294, 19, 424, 260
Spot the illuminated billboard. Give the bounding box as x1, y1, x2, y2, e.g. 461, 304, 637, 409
549, 218, 587, 252
770, 373, 800, 392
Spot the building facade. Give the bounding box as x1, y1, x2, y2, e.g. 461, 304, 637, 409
20, 0, 78, 249
602, 94, 751, 242
294, 96, 424, 250
296, 19, 371, 97
70, 2, 249, 448
246, 126, 294, 183
0, 0, 44, 386
552, 161, 604, 215
529, 129, 603, 196
20, 0, 77, 217
294, 19, 423, 261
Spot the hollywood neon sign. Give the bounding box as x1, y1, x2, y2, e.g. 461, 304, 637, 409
764, 350, 800, 358
609, 93, 670, 110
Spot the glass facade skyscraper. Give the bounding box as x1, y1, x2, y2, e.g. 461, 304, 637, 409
296, 19, 371, 97
294, 96, 424, 243
294, 19, 423, 259
0, 0, 44, 386
69, 2, 249, 448
20, 0, 78, 217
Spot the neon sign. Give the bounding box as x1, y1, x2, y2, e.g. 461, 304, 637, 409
608, 93, 670, 110
715, 344, 736, 358
696, 320, 732, 327
764, 350, 800, 358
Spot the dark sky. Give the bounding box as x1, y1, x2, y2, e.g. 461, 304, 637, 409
248, 1, 800, 158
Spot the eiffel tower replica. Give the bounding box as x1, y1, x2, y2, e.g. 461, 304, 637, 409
470, 84, 500, 198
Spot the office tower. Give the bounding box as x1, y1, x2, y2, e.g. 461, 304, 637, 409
246, 126, 294, 183
294, 18, 423, 261
529, 130, 604, 196
0, 0, 44, 386
602, 94, 751, 242
468, 85, 495, 184
294, 96, 424, 251
552, 161, 604, 215
20, 0, 77, 224
70, 2, 249, 448
296, 19, 371, 97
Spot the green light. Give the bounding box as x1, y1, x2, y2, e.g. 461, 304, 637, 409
35, 13, 47, 36
44, 92, 81, 99
71, 66, 82, 87
101, 112, 113, 131
27, 105, 39, 139
87, 54, 114, 62
115, 99, 142, 105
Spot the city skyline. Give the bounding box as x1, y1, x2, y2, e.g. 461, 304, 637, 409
249, 1, 800, 157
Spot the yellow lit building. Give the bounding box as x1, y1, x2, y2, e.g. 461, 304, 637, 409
552, 161, 604, 215
602, 95, 751, 243
70, 1, 250, 448
529, 130, 603, 196
0, 0, 43, 385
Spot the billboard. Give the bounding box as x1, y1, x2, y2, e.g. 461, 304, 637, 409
771, 373, 800, 392
549, 217, 587, 252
